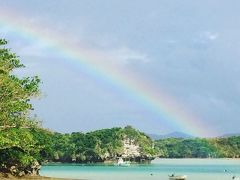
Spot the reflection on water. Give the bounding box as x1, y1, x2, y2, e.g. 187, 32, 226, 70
40, 159, 240, 180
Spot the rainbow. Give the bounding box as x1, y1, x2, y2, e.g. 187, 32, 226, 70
0, 8, 215, 137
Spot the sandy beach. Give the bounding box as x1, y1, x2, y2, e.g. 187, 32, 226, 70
0, 174, 82, 180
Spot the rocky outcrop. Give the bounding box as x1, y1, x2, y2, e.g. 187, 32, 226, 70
122, 138, 140, 158
27, 161, 41, 176
1, 161, 41, 177
118, 137, 155, 163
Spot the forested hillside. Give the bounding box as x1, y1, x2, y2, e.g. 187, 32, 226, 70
33, 126, 156, 163
154, 136, 240, 158
33, 129, 240, 162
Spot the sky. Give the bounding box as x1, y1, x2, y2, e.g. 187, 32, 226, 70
0, 0, 240, 137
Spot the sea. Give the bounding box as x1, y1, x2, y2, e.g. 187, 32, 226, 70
40, 159, 240, 180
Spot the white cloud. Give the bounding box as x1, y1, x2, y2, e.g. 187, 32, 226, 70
16, 42, 50, 57
191, 31, 219, 46
203, 31, 219, 41
107, 47, 150, 64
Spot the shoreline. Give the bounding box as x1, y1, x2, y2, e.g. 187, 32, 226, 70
40, 158, 240, 168
0, 174, 83, 180
42, 157, 240, 165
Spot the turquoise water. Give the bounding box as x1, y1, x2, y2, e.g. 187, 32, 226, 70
40, 159, 240, 180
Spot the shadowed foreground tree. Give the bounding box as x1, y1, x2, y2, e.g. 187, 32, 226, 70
0, 39, 42, 176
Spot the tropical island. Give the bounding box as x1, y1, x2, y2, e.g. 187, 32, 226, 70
0, 39, 240, 179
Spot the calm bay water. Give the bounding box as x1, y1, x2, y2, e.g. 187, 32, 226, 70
40, 159, 240, 180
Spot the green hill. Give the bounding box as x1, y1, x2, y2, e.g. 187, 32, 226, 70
36, 126, 156, 163
154, 136, 240, 158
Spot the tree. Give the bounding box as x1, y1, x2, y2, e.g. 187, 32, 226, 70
0, 39, 41, 175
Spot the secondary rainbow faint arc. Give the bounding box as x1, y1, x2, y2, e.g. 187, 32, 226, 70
0, 9, 215, 137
